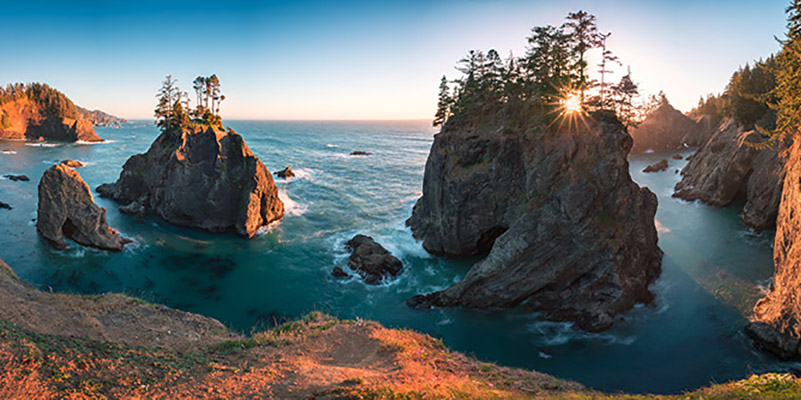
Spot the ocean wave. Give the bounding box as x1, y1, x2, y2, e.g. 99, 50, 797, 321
25, 143, 59, 148
1, 150, 17, 155
274, 167, 313, 183
76, 140, 116, 145
325, 144, 340, 148
278, 189, 308, 217
528, 320, 637, 346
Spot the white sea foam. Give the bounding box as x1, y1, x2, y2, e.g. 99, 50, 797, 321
25, 143, 59, 148
278, 189, 308, 217
528, 320, 636, 346
325, 144, 340, 148
273, 167, 313, 183
1, 150, 16, 155
538, 351, 552, 359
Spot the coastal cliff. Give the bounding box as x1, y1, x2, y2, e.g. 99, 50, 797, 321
673, 118, 787, 230
97, 123, 283, 238
0, 83, 102, 142
407, 116, 663, 332
76, 106, 127, 128
630, 101, 716, 153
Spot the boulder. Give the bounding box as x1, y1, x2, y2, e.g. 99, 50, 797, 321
643, 159, 669, 173
672, 154, 683, 160
350, 151, 373, 156
97, 124, 283, 238
4, 174, 29, 182
407, 116, 662, 332
0, 201, 11, 210
745, 321, 801, 360
673, 118, 787, 230
345, 235, 403, 284
37, 164, 130, 251
331, 266, 350, 279
275, 166, 295, 179
60, 159, 85, 168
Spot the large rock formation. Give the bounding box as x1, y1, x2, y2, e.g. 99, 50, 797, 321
343, 235, 403, 284
673, 118, 787, 230
0, 83, 102, 142
97, 123, 283, 238
407, 116, 663, 332
629, 102, 716, 153
37, 164, 130, 251
747, 137, 801, 359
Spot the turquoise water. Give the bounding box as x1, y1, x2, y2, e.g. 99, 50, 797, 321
0, 121, 796, 394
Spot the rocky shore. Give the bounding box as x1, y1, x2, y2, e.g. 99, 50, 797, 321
407, 116, 663, 332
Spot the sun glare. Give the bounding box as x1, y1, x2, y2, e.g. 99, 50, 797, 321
562, 93, 582, 114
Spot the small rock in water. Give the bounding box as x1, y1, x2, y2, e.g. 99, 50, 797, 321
0, 201, 11, 210
331, 266, 349, 278
350, 151, 373, 156
4, 174, 30, 182
274, 166, 295, 179
643, 159, 668, 173
60, 159, 85, 168
672, 154, 683, 160
345, 234, 403, 284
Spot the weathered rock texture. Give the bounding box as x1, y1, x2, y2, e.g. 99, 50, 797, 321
97, 124, 283, 238
748, 137, 801, 359
643, 159, 668, 173
673, 118, 787, 230
344, 235, 403, 284
0, 84, 102, 142
407, 118, 663, 331
37, 164, 130, 251
629, 102, 716, 153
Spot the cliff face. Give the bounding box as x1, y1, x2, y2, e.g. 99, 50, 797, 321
629, 102, 715, 154
747, 137, 801, 359
673, 118, 787, 230
37, 164, 130, 251
97, 124, 283, 238
0, 90, 102, 142
407, 118, 663, 332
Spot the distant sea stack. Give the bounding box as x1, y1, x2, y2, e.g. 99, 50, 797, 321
76, 106, 127, 128
673, 118, 788, 230
407, 117, 663, 332
37, 164, 130, 251
97, 123, 283, 238
629, 99, 716, 154
0, 83, 103, 142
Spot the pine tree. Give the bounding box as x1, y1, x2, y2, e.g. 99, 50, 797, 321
564, 10, 600, 101
612, 68, 640, 128
433, 76, 453, 127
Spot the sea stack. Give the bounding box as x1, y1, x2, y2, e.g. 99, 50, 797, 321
747, 137, 801, 359
0, 83, 103, 142
97, 123, 284, 238
407, 116, 663, 332
37, 164, 130, 251
629, 99, 716, 154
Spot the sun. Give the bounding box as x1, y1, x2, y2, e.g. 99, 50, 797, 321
561, 93, 582, 114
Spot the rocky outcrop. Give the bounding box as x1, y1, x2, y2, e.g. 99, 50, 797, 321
0, 201, 10, 210
97, 124, 283, 238
350, 151, 373, 156
60, 159, 85, 168
643, 159, 668, 173
3, 174, 29, 182
673, 118, 787, 230
629, 102, 716, 153
343, 235, 403, 284
37, 164, 130, 251
407, 117, 663, 332
748, 137, 801, 359
76, 106, 127, 128
0, 83, 102, 142
275, 166, 295, 179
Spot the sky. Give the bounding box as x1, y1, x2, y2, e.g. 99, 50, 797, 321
0, 0, 789, 120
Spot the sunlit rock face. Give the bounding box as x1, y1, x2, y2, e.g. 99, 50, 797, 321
629, 103, 715, 154
0, 97, 102, 142
97, 124, 283, 238
748, 136, 801, 359
37, 164, 130, 251
673, 118, 788, 230
407, 117, 663, 332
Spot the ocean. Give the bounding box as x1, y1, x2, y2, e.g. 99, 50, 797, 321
0, 120, 795, 394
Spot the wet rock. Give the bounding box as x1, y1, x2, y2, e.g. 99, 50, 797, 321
350, 151, 373, 156
0, 201, 11, 210
97, 124, 283, 238
673, 118, 787, 230
331, 266, 350, 279
745, 322, 801, 360
60, 159, 85, 168
407, 117, 662, 332
275, 166, 295, 179
37, 164, 130, 251
345, 235, 403, 284
672, 154, 683, 160
643, 159, 668, 173
4, 174, 29, 182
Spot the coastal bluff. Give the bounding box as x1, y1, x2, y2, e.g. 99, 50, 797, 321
0, 83, 103, 142
407, 116, 663, 332
97, 123, 283, 238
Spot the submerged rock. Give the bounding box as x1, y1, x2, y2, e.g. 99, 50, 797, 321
749, 137, 801, 359
345, 235, 403, 284
672, 154, 683, 160
60, 159, 85, 168
673, 118, 787, 230
37, 164, 130, 251
331, 266, 350, 279
0, 201, 11, 210
350, 151, 373, 156
4, 174, 29, 182
407, 117, 662, 332
97, 124, 284, 238
275, 166, 295, 179
629, 102, 716, 154
643, 159, 668, 173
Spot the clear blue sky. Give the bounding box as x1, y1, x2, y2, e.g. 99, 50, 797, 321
0, 0, 788, 120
